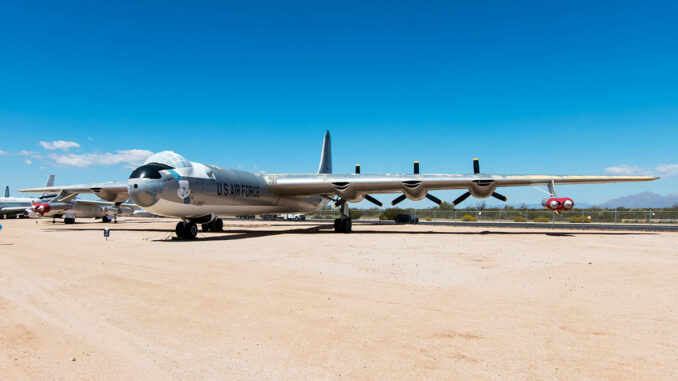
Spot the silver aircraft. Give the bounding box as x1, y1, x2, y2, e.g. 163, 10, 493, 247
21, 131, 658, 239
1, 175, 56, 218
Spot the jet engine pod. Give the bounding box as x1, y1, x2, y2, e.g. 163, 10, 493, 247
542, 197, 575, 211
32, 202, 50, 215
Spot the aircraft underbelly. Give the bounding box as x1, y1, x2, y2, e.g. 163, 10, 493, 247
147, 196, 328, 218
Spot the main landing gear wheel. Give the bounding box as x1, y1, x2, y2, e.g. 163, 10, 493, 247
201, 218, 223, 232
64, 217, 76, 224
333, 217, 352, 233
176, 221, 198, 240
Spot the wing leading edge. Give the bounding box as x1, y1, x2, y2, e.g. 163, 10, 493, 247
266, 173, 658, 196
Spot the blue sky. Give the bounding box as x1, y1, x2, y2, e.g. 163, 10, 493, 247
1, 1, 677, 207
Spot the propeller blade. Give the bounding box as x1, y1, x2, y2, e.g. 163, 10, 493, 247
425, 193, 443, 206
473, 158, 480, 174
364, 194, 383, 207
491, 192, 507, 202
452, 192, 472, 206
413, 161, 420, 174
391, 194, 407, 206
355, 164, 360, 174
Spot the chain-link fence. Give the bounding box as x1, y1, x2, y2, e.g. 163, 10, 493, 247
307, 209, 678, 225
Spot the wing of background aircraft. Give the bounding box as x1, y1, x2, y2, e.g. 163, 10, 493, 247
19, 181, 129, 203
0, 206, 31, 214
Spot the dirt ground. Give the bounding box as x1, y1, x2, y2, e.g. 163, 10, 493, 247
0, 217, 676, 380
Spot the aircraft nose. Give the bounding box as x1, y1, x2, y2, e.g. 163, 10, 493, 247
128, 178, 164, 207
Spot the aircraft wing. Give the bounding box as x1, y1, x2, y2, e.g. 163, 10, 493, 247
0, 206, 31, 214
19, 181, 129, 203
267, 173, 658, 196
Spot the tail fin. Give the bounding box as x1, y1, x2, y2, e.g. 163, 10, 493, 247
40, 175, 56, 199
317, 130, 332, 174
4, 186, 8, 198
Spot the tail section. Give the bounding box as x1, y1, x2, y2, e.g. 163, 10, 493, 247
4, 186, 8, 198
40, 175, 57, 199
317, 130, 332, 174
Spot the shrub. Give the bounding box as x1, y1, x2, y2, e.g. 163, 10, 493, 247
568, 216, 591, 223
514, 215, 527, 222
425, 216, 432, 221
534, 216, 550, 223
349, 210, 362, 220
461, 214, 477, 222
379, 208, 405, 220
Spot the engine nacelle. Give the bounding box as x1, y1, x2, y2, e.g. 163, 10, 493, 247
32, 202, 51, 215
469, 180, 497, 199
542, 197, 575, 213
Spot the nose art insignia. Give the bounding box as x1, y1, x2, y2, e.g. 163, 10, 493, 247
177, 180, 191, 201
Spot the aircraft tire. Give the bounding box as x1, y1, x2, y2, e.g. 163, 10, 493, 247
213, 218, 223, 232
176, 222, 187, 239
64, 217, 75, 224
201, 223, 211, 232
334, 218, 342, 232
344, 218, 352, 233
0, 214, 4, 219
184, 222, 198, 239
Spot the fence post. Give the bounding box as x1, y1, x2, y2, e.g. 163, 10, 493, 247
581, 209, 584, 224
614, 210, 617, 224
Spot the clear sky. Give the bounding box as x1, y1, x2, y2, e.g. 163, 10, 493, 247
1, 1, 676, 207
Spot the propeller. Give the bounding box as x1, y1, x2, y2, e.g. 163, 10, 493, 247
354, 164, 383, 207
451, 158, 508, 206
390, 161, 443, 206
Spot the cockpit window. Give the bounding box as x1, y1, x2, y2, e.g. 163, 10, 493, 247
129, 163, 174, 179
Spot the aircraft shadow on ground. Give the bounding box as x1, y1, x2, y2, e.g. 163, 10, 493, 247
40, 224, 655, 242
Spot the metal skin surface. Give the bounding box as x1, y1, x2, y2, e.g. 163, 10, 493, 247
20, 131, 659, 227
128, 164, 328, 218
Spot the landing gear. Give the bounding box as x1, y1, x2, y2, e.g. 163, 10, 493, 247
333, 200, 353, 233
101, 216, 113, 223
333, 217, 352, 233
175, 221, 198, 240
64, 217, 76, 224
201, 218, 223, 232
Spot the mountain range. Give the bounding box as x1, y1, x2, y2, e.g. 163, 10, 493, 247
598, 192, 678, 209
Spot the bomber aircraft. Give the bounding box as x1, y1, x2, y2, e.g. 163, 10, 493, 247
1, 175, 56, 218
21, 131, 658, 239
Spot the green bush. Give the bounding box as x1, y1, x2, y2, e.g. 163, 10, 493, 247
379, 208, 405, 220
514, 215, 527, 222
461, 214, 477, 222
568, 216, 591, 223
425, 216, 432, 221
349, 209, 362, 220
534, 216, 550, 223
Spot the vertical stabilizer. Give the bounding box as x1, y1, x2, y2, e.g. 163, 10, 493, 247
317, 130, 332, 174
45, 174, 55, 187
4, 186, 8, 198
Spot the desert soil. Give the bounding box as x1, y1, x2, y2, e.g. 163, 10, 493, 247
0, 218, 676, 380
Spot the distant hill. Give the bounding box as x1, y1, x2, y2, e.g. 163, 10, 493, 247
599, 192, 678, 209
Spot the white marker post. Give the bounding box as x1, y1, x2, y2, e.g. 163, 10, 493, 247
104, 227, 110, 241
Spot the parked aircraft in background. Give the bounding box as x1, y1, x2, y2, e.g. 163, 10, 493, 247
30, 196, 138, 224
1, 175, 55, 219
21, 131, 658, 239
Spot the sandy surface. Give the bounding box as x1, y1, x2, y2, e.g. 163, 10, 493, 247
0, 217, 676, 380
